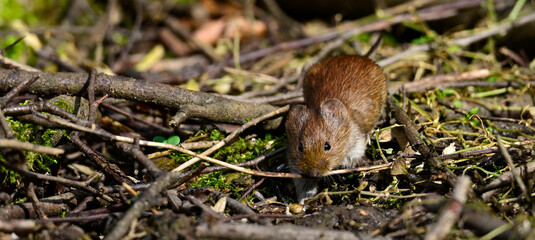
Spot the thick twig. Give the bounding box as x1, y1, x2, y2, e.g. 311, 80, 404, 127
388, 96, 457, 186
186, 195, 225, 221
210, 190, 271, 225
477, 160, 535, 195
0, 76, 39, 106
0, 201, 68, 221
26, 182, 47, 220
0, 54, 40, 73
86, 69, 98, 122
0, 219, 40, 233
0, 109, 13, 139
103, 169, 191, 240
195, 222, 360, 240
438, 147, 499, 160
0, 69, 281, 128
425, 176, 471, 240
438, 99, 530, 124
3, 100, 78, 122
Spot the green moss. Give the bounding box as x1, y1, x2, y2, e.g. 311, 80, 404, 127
0, 0, 72, 26
209, 129, 224, 141
175, 130, 286, 199
52, 98, 76, 114
0, 155, 20, 185
0, 116, 63, 185
384, 197, 405, 209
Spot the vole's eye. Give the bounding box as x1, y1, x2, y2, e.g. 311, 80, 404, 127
324, 142, 331, 151
298, 143, 303, 152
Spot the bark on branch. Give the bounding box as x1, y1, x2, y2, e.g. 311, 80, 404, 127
0, 69, 281, 128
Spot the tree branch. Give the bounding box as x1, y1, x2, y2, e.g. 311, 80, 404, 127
0, 69, 281, 129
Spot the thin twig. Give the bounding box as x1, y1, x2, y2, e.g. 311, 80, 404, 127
0, 138, 64, 155
170, 105, 290, 173
0, 160, 112, 202
28, 105, 297, 178
237, 0, 482, 65
392, 69, 491, 93
379, 11, 535, 67
70, 131, 132, 184
116, 139, 165, 178
0, 76, 40, 106
496, 135, 530, 201
0, 37, 40, 72
101, 101, 173, 133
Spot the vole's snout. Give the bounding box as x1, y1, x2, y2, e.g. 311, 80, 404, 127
301, 168, 323, 178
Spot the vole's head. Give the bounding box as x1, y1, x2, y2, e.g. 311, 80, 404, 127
285, 98, 352, 177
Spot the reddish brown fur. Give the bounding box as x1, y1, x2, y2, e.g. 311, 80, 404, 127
286, 55, 386, 177
303, 56, 386, 132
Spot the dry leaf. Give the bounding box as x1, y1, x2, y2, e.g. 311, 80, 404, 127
224, 16, 267, 40
212, 197, 227, 213
10, 20, 42, 50
206, 75, 233, 94
442, 142, 456, 155
289, 203, 304, 213
357, 180, 368, 191
392, 127, 409, 150
135, 44, 165, 71
391, 159, 408, 175
377, 129, 393, 142
193, 18, 226, 45
392, 127, 419, 154
181, 79, 200, 91
321, 194, 333, 205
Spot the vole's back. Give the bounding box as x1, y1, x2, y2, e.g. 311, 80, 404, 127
303, 55, 387, 132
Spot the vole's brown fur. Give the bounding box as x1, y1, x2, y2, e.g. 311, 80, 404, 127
285, 55, 386, 201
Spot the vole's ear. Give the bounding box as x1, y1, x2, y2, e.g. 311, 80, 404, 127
320, 98, 348, 127
286, 105, 309, 136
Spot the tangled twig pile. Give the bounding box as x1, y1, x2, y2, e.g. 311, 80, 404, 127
0, 0, 535, 239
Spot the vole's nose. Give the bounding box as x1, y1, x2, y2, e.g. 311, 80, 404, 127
304, 169, 322, 178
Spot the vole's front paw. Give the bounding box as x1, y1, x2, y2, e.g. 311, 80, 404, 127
293, 178, 319, 204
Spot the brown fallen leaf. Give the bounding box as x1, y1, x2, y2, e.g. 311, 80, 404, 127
193, 18, 226, 45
